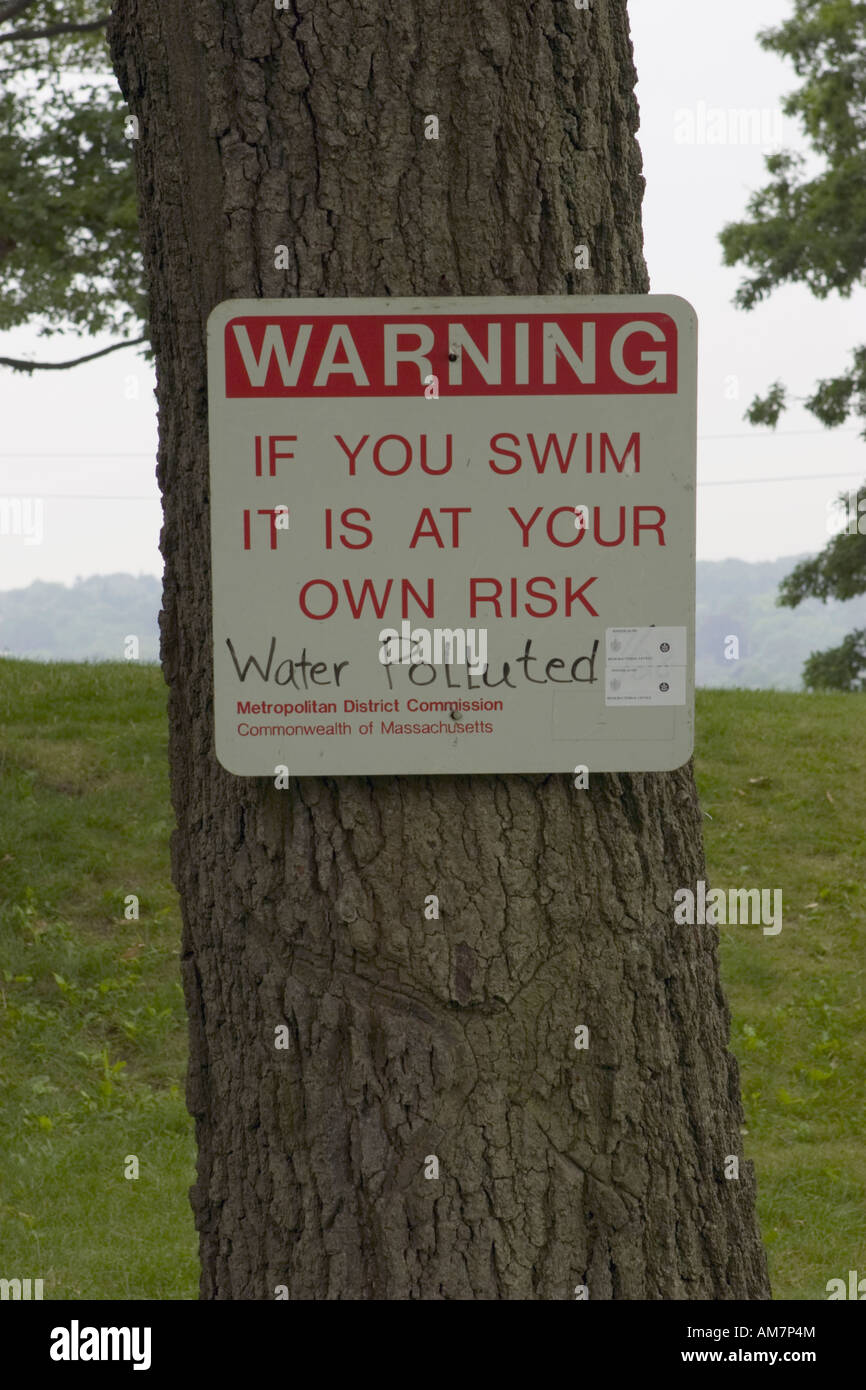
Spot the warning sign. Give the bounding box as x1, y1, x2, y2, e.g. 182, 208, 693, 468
206, 295, 697, 776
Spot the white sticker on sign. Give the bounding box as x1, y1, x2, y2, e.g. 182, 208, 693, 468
605, 626, 687, 706
605, 666, 686, 706
606, 626, 686, 665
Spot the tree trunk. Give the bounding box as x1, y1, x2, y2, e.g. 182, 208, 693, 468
109, 0, 771, 1299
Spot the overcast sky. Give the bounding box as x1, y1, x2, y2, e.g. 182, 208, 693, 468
2, 0, 864, 590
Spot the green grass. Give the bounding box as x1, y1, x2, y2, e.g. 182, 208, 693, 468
0, 661, 196, 1299
697, 689, 866, 1300
0, 663, 863, 1299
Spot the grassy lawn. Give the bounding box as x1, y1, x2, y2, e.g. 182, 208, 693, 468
0, 661, 196, 1299
0, 661, 863, 1299
697, 689, 866, 1300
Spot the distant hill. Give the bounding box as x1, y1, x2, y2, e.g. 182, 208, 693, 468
694, 556, 866, 690
2, 561, 866, 689
0, 574, 161, 664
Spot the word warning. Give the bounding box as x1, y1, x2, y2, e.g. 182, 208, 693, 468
206, 295, 697, 776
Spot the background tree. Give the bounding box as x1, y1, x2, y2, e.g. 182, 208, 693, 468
719, 0, 866, 688
0, 0, 146, 370
802, 625, 866, 690
107, 0, 771, 1299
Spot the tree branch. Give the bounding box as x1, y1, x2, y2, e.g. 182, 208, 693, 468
0, 335, 147, 372
0, 1, 38, 24
0, 15, 108, 43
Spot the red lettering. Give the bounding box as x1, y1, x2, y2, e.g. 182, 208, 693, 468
409, 508, 445, 547
341, 578, 393, 618
401, 580, 435, 618
507, 506, 542, 546
600, 431, 640, 474
593, 507, 626, 547
546, 506, 582, 546
527, 433, 579, 474
269, 435, 296, 475
373, 435, 412, 475
418, 435, 454, 474
300, 580, 339, 619
470, 578, 502, 617
489, 434, 522, 474
566, 577, 599, 617
634, 506, 666, 545
525, 577, 558, 617
334, 434, 369, 476
339, 509, 373, 548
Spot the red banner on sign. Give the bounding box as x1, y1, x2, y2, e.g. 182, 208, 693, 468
224, 312, 678, 398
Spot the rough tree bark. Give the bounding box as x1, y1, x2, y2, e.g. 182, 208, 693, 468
109, 0, 771, 1299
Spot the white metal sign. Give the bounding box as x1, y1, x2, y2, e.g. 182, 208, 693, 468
206, 295, 697, 776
